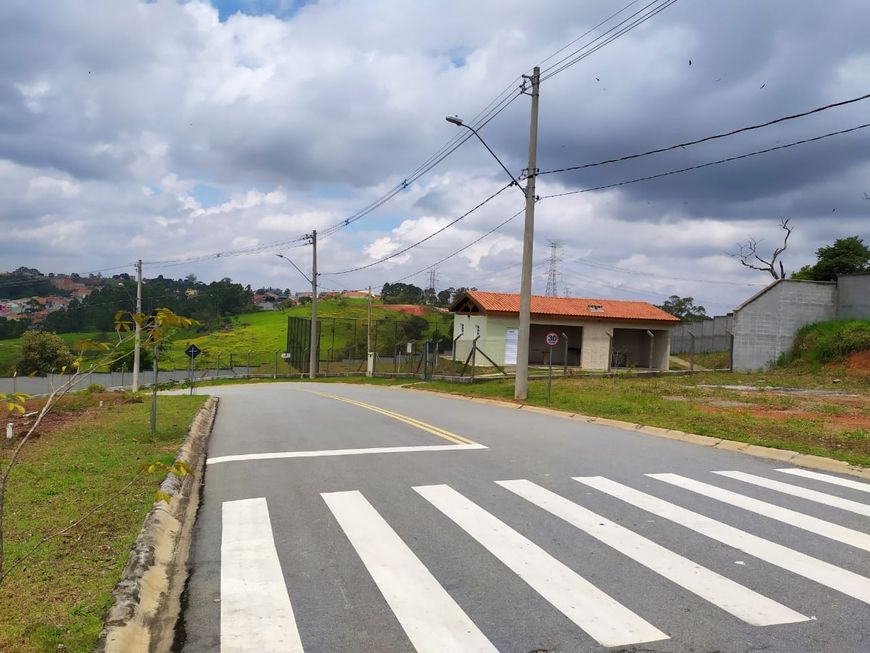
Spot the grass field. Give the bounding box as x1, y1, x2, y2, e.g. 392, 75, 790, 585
0, 393, 205, 652
0, 299, 452, 374
423, 367, 870, 466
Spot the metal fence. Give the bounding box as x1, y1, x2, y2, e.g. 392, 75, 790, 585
286, 314, 455, 375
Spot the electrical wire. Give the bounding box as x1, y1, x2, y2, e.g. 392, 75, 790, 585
321, 182, 514, 275
540, 0, 679, 82
539, 122, 870, 200
394, 207, 526, 282
538, 91, 870, 177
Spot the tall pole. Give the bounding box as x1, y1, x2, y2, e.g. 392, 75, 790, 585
515, 66, 540, 401
309, 230, 318, 379
366, 285, 373, 377
132, 259, 142, 392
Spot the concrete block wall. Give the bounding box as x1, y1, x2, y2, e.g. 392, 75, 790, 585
836, 273, 870, 319
670, 314, 734, 353
732, 280, 836, 371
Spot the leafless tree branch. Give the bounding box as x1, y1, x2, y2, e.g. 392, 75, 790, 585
731, 218, 792, 279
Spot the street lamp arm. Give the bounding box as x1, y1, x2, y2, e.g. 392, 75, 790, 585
276, 253, 312, 285
446, 117, 526, 194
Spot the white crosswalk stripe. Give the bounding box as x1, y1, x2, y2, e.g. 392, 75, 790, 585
575, 476, 870, 605
777, 468, 870, 494
414, 483, 669, 648
221, 498, 304, 653
322, 490, 497, 653
497, 479, 808, 626
649, 473, 870, 552
714, 470, 870, 517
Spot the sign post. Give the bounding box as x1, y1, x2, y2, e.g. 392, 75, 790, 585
185, 344, 201, 395
545, 332, 559, 405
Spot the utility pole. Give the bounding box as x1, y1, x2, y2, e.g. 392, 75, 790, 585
309, 230, 318, 379
132, 259, 142, 392
366, 285, 373, 376
515, 66, 540, 401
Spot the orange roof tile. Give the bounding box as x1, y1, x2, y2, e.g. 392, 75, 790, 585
452, 290, 680, 323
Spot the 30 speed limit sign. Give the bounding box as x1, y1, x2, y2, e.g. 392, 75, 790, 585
545, 331, 560, 347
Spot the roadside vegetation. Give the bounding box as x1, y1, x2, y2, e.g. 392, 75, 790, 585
0, 298, 452, 375
423, 364, 870, 467
0, 392, 205, 653
779, 319, 870, 370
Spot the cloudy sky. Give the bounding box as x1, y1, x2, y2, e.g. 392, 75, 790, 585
2, 0, 868, 314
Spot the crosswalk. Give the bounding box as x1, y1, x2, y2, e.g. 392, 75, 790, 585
219, 468, 870, 651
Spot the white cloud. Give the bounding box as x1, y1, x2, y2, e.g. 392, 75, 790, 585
0, 0, 868, 313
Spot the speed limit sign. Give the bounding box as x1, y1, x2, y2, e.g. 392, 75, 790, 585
545, 331, 560, 347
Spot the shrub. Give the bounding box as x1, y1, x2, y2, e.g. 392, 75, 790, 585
16, 331, 74, 375
86, 383, 106, 393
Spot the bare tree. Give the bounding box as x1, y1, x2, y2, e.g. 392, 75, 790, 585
732, 218, 793, 280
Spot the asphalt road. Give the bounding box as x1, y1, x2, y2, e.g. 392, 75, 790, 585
177, 382, 870, 653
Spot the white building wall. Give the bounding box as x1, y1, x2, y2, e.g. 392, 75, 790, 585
451, 314, 674, 371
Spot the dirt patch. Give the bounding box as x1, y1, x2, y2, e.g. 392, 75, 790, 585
699, 403, 870, 430
846, 350, 870, 375
381, 304, 427, 316
708, 400, 754, 409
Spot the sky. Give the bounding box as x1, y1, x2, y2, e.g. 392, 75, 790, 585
1, 0, 868, 315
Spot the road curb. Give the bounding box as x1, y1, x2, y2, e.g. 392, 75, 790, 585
96, 396, 219, 653
398, 386, 870, 481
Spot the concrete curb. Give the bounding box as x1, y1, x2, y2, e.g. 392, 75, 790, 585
396, 386, 870, 481
96, 396, 219, 653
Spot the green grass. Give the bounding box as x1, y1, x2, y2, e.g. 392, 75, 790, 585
0, 393, 205, 653
421, 368, 870, 467
782, 319, 870, 367
670, 350, 731, 370
0, 331, 101, 374
0, 300, 452, 374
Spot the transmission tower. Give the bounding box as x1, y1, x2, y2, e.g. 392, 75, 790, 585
427, 268, 437, 294
545, 240, 562, 297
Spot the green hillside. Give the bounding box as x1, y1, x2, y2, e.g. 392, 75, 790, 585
0, 298, 454, 374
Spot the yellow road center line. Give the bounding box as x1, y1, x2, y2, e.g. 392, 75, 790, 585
300, 390, 477, 446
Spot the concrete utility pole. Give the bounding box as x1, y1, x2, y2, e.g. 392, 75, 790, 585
366, 285, 373, 376
309, 230, 318, 379
367, 286, 372, 350
132, 259, 142, 392
515, 66, 540, 401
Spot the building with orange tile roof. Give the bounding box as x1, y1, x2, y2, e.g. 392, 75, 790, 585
449, 290, 679, 371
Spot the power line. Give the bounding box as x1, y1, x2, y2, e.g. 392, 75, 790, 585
540, 0, 679, 82
393, 207, 526, 283
143, 2, 665, 267
538, 91, 870, 177
540, 122, 870, 200
321, 182, 515, 275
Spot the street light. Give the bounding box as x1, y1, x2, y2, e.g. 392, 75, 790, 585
446, 66, 540, 401
444, 116, 525, 194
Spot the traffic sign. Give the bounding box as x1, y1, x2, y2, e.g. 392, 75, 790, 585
281, 352, 293, 360
545, 332, 560, 347
185, 344, 202, 359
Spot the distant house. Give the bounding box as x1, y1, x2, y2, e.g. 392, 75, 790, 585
450, 290, 679, 370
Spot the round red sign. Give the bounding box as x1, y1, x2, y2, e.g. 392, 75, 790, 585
545, 331, 560, 347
